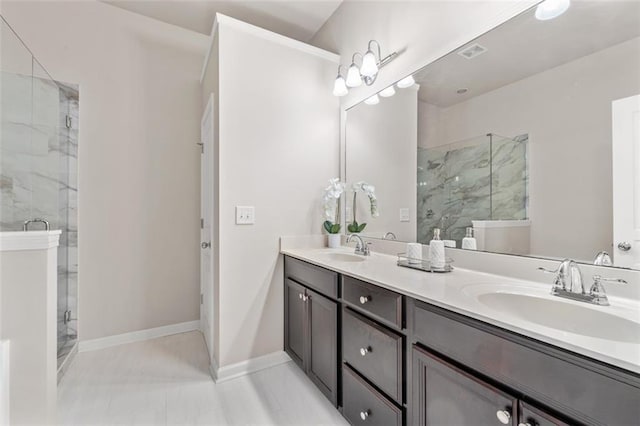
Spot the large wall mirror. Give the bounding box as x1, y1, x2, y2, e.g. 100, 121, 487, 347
345, 1, 640, 270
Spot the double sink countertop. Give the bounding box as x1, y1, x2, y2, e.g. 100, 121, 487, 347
281, 246, 640, 375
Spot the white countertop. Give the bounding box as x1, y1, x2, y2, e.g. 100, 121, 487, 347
281, 246, 640, 375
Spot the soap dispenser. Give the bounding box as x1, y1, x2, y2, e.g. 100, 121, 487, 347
462, 227, 477, 250
429, 228, 446, 269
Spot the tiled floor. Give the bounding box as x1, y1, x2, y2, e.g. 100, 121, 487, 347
57, 331, 348, 425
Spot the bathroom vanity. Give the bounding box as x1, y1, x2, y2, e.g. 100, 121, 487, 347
282, 250, 640, 426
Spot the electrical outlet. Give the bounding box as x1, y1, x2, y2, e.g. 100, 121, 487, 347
400, 208, 410, 222
236, 206, 255, 224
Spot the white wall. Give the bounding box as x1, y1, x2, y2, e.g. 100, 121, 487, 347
203, 17, 340, 367
346, 86, 418, 241
311, 1, 537, 109
419, 37, 640, 261
1, 1, 209, 340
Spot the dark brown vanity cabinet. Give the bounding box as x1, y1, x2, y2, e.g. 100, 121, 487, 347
284, 259, 339, 406
412, 345, 517, 426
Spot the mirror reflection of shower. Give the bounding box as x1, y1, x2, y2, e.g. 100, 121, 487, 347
417, 133, 529, 247
0, 15, 80, 373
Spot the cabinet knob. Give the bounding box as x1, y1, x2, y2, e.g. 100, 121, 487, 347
360, 410, 370, 421
518, 423, 532, 426
496, 410, 511, 425
299, 293, 303, 300
360, 346, 371, 356
618, 241, 632, 251
359, 295, 371, 304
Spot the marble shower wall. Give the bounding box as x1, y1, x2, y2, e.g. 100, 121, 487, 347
0, 71, 79, 355
417, 134, 528, 245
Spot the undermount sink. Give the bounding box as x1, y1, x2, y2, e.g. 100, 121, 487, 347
476, 291, 640, 343
318, 252, 366, 263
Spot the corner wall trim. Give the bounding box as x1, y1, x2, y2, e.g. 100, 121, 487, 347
78, 320, 200, 352
213, 351, 292, 383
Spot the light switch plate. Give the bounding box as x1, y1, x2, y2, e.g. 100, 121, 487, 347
400, 208, 410, 222
236, 206, 255, 225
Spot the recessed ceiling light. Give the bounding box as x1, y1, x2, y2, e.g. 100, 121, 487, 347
456, 88, 468, 94
535, 0, 570, 21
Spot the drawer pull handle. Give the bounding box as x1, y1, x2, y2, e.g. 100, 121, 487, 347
496, 410, 511, 425
359, 295, 371, 304
299, 293, 303, 300
360, 410, 370, 421
518, 423, 531, 426
360, 346, 371, 356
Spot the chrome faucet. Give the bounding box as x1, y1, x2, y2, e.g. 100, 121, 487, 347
538, 259, 626, 305
383, 232, 397, 240
347, 234, 370, 256
593, 251, 613, 266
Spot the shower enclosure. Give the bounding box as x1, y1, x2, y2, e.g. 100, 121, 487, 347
1, 16, 79, 369
417, 133, 528, 246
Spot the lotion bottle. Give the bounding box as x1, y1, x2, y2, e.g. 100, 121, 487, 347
429, 228, 446, 269
462, 227, 477, 250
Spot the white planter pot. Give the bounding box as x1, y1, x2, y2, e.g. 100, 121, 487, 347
327, 234, 341, 249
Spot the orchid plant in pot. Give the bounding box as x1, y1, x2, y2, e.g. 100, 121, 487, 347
348, 181, 379, 233
322, 178, 346, 248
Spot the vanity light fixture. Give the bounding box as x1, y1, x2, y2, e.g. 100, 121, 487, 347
333, 40, 397, 96
346, 53, 364, 88
333, 65, 349, 97
535, 0, 570, 21
396, 75, 415, 89
379, 85, 396, 97
364, 94, 380, 105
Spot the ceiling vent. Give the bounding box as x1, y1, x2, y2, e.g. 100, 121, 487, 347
457, 43, 488, 60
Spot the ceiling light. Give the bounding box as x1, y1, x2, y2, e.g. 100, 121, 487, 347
364, 94, 380, 105
535, 0, 570, 21
397, 75, 415, 89
332, 66, 349, 97
379, 86, 396, 97
346, 60, 363, 88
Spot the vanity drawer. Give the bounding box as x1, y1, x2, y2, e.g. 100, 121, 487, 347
342, 276, 402, 328
413, 300, 640, 425
285, 256, 338, 299
342, 364, 402, 426
343, 308, 403, 403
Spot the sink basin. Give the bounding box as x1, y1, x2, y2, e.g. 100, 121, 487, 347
318, 252, 366, 263
477, 292, 640, 343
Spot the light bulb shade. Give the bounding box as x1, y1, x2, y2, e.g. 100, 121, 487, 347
397, 75, 415, 89
333, 76, 348, 97
379, 85, 396, 97
364, 94, 379, 105
346, 64, 363, 88
535, 0, 570, 20
360, 50, 379, 78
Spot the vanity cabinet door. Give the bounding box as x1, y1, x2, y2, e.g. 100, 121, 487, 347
413, 345, 517, 426
307, 288, 338, 406
285, 278, 307, 370
519, 402, 570, 426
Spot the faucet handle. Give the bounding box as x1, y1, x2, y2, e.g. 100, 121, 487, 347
537, 266, 558, 274
592, 275, 627, 285
589, 275, 627, 306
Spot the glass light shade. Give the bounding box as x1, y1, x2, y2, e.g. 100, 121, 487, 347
397, 75, 415, 89
360, 50, 379, 78
364, 94, 379, 105
333, 76, 348, 97
379, 85, 396, 97
346, 63, 363, 87
535, 0, 570, 20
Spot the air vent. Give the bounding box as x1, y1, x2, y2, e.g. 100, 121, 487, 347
457, 43, 488, 60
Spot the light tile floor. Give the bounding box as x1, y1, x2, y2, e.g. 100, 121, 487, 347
58, 331, 348, 425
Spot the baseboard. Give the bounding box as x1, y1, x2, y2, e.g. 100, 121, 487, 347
213, 351, 291, 383
78, 320, 200, 352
